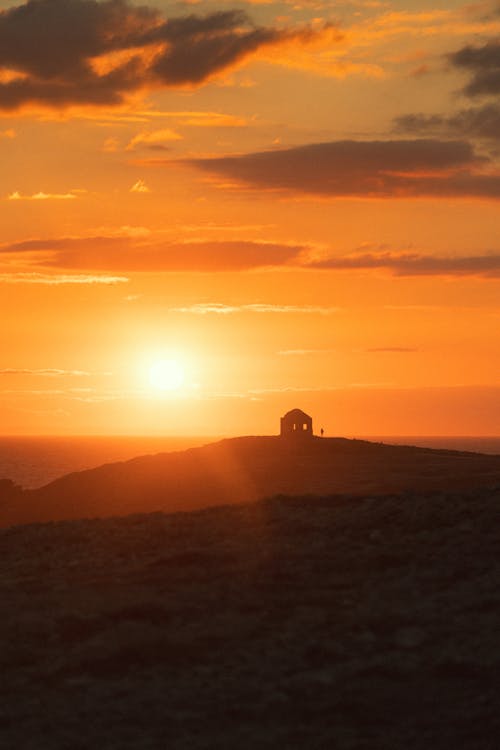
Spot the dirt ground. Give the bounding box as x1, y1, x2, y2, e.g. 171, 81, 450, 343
1, 486, 499, 749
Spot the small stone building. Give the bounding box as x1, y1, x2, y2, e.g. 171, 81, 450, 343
280, 408, 313, 438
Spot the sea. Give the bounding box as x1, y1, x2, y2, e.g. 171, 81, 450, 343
0, 435, 499, 490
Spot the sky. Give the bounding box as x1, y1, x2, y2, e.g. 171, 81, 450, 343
0, 0, 499, 436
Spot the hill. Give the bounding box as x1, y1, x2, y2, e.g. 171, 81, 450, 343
1, 488, 499, 748
1, 435, 500, 527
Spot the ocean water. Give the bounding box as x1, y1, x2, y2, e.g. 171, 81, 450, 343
0, 436, 218, 489
0, 434, 499, 490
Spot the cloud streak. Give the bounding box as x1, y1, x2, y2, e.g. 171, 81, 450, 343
186, 139, 500, 199
365, 347, 419, 353
126, 128, 181, 151
277, 348, 337, 356
171, 303, 341, 314
7, 190, 78, 200
0, 368, 93, 376
307, 251, 500, 277
0, 272, 129, 285
2, 233, 499, 278
0, 236, 304, 272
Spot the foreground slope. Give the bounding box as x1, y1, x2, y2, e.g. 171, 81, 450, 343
1, 489, 499, 749
2, 435, 500, 527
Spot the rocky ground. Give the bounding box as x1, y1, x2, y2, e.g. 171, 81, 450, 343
1, 487, 499, 749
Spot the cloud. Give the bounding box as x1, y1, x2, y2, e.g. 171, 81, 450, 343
0, 0, 330, 111
7, 190, 77, 200
277, 346, 418, 355
0, 236, 304, 271
460, 2, 500, 22
3, 233, 499, 278
171, 303, 340, 314
394, 36, 500, 143
307, 251, 500, 277
130, 179, 150, 193
186, 139, 500, 199
102, 136, 119, 152
365, 347, 419, 353
164, 111, 248, 128
450, 38, 500, 96
0, 272, 129, 284
277, 348, 337, 355
246, 383, 395, 395
394, 103, 500, 142
126, 128, 182, 150
0, 368, 93, 376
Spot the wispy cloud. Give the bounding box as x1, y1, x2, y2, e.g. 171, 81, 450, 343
64, 108, 249, 128
162, 111, 248, 128
171, 303, 341, 314
130, 179, 150, 193
364, 347, 419, 353
7, 190, 78, 201
126, 128, 182, 151
247, 383, 395, 395
0, 272, 129, 285
277, 348, 337, 356
0, 369, 95, 377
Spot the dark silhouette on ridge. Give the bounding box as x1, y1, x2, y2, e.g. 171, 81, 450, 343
280, 408, 313, 438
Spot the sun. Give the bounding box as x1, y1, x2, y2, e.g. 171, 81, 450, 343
148, 359, 186, 391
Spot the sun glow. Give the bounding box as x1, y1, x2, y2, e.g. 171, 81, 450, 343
148, 359, 186, 391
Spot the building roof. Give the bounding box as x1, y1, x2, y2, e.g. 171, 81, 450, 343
282, 408, 312, 420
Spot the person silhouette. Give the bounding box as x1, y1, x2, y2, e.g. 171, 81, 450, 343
320, 428, 324, 437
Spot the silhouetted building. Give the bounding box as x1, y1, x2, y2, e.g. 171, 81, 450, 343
280, 408, 313, 438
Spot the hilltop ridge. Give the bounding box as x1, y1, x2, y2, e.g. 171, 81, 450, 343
1, 435, 500, 528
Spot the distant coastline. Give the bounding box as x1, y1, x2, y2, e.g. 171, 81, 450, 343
352, 436, 500, 454
0, 434, 499, 490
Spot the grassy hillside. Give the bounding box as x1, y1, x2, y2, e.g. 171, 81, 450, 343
2, 436, 500, 527
1, 488, 499, 748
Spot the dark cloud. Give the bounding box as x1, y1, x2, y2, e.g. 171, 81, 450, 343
186, 139, 500, 199
0, 0, 157, 78
450, 39, 500, 97
0, 0, 317, 109
394, 103, 500, 141
396, 34, 500, 143
307, 251, 500, 278
1, 236, 304, 271
151, 12, 293, 86
0, 60, 143, 109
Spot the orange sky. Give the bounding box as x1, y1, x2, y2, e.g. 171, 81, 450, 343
0, 0, 499, 435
